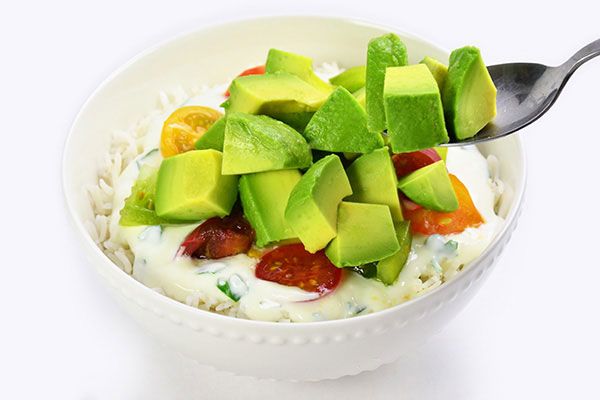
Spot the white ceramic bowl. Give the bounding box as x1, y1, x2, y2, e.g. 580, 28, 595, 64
63, 16, 526, 381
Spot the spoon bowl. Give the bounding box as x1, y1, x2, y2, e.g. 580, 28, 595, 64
446, 38, 600, 146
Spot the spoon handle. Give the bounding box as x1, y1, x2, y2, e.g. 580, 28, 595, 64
561, 38, 600, 77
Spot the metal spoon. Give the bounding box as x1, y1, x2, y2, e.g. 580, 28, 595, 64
444, 38, 600, 146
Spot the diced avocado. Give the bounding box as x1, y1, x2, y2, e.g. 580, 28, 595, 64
346, 147, 403, 222
329, 66, 366, 93
397, 160, 458, 212
284, 155, 352, 253
377, 221, 412, 285
119, 165, 175, 226
365, 33, 408, 133
222, 113, 312, 175
384, 64, 449, 153
265, 49, 333, 93
325, 202, 400, 267
155, 150, 239, 221
420, 56, 448, 91
239, 169, 301, 247
303, 87, 384, 153
194, 116, 226, 151
353, 86, 366, 109
434, 147, 448, 162
270, 111, 314, 133
225, 72, 329, 115
442, 46, 497, 140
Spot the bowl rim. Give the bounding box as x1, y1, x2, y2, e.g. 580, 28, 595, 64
62, 15, 527, 329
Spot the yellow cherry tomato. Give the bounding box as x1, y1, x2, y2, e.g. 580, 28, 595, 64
160, 106, 223, 158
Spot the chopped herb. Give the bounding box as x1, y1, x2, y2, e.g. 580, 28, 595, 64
444, 240, 458, 252
351, 263, 378, 279
216, 274, 247, 302
430, 258, 443, 274
355, 305, 367, 314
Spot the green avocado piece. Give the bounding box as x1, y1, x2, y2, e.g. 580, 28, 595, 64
303, 87, 384, 153
239, 169, 301, 247
325, 202, 400, 267
224, 72, 329, 115
221, 113, 312, 175
346, 147, 403, 222
353, 86, 366, 109
194, 116, 226, 151
329, 66, 366, 93
285, 155, 353, 253
270, 111, 314, 133
366, 33, 408, 133
265, 48, 333, 94
384, 64, 449, 153
119, 165, 176, 226
376, 221, 412, 285
434, 147, 448, 162
420, 56, 448, 91
442, 46, 497, 140
397, 160, 458, 212
155, 150, 239, 221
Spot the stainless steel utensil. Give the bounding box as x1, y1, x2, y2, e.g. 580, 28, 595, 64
445, 39, 600, 146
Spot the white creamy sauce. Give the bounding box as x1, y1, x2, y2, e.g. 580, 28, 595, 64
108, 84, 504, 323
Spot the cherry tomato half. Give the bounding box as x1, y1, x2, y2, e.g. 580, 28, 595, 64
224, 65, 266, 97
402, 174, 484, 235
160, 106, 223, 158
177, 212, 255, 260
255, 244, 342, 295
392, 148, 441, 177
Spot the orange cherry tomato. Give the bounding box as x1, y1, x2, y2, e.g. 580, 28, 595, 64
224, 65, 265, 97
402, 174, 484, 235
160, 106, 223, 158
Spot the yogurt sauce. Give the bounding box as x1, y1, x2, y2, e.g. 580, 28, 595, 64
108, 85, 504, 323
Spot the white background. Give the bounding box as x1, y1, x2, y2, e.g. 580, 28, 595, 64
2, 0, 600, 398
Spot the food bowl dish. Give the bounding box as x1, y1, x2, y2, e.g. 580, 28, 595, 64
63, 16, 526, 381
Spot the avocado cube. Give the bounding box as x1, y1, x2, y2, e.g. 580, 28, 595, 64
353, 86, 366, 109
376, 221, 412, 285
265, 48, 333, 94
329, 65, 366, 93
434, 147, 448, 162
303, 87, 384, 153
384, 64, 450, 153
442, 46, 497, 140
239, 169, 302, 247
194, 116, 226, 151
225, 72, 329, 115
325, 202, 400, 267
285, 155, 353, 253
397, 160, 458, 212
155, 150, 239, 221
346, 147, 403, 222
270, 111, 314, 133
366, 33, 408, 133
420, 56, 448, 91
222, 113, 312, 175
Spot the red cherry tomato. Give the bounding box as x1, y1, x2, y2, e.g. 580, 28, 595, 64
392, 148, 441, 177
402, 174, 484, 235
224, 65, 266, 97
255, 244, 342, 295
178, 212, 255, 259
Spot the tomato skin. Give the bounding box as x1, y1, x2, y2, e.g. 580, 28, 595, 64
402, 174, 484, 235
392, 149, 441, 177
255, 244, 342, 295
178, 212, 255, 259
224, 65, 266, 97
160, 106, 223, 158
